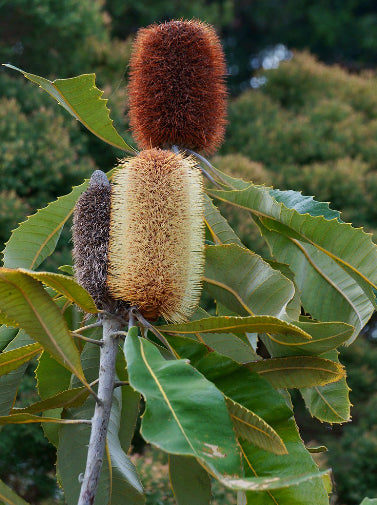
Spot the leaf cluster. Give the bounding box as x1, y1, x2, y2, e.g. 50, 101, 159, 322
0, 66, 376, 505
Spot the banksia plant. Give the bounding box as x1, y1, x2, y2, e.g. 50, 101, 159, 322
128, 19, 227, 155
73, 149, 205, 323
72, 170, 116, 311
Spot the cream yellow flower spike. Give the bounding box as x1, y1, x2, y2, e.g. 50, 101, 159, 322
107, 148, 205, 323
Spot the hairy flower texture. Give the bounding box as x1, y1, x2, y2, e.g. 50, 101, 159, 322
128, 20, 227, 155
72, 170, 126, 314
107, 149, 205, 323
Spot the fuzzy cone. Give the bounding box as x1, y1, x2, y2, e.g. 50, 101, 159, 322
107, 149, 205, 323
128, 20, 227, 155
72, 171, 126, 314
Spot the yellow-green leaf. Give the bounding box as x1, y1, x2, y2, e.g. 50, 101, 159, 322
226, 398, 287, 455
3, 65, 134, 152
0, 343, 42, 377
19, 269, 98, 313
0, 269, 87, 387
248, 356, 345, 388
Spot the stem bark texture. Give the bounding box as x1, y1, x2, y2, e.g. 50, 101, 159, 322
77, 316, 122, 505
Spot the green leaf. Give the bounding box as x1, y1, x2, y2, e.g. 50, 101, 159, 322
167, 308, 258, 363
265, 260, 301, 321
0, 312, 18, 328
360, 499, 377, 505
204, 245, 295, 319
3, 65, 134, 152
0, 479, 30, 505
160, 316, 311, 340
262, 320, 354, 357
58, 264, 74, 276
57, 344, 144, 505
204, 195, 243, 246
12, 387, 88, 415
0, 331, 34, 416
301, 351, 351, 423
258, 218, 373, 342
0, 326, 19, 352
208, 180, 376, 341
36, 352, 72, 400
19, 269, 98, 313
268, 188, 341, 221
0, 343, 42, 377
226, 398, 287, 455
199, 333, 258, 363
115, 349, 141, 453
36, 351, 72, 446
169, 455, 211, 505
306, 445, 327, 454
166, 335, 330, 503
248, 356, 345, 388
2, 181, 88, 269
125, 332, 242, 478
0, 413, 89, 425
0, 269, 86, 385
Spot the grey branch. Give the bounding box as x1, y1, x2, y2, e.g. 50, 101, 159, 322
77, 315, 122, 505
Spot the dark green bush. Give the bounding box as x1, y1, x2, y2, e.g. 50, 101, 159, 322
0, 363, 56, 504
0, 97, 96, 243
223, 52, 377, 239
0, 0, 108, 77
326, 394, 377, 505
0, 190, 29, 244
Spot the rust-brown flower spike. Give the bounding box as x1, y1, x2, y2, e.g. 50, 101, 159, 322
128, 20, 227, 155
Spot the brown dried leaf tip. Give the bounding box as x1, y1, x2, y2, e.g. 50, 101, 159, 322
128, 19, 227, 155
107, 149, 205, 323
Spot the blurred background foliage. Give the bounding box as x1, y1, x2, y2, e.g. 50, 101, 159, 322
1, 1, 377, 504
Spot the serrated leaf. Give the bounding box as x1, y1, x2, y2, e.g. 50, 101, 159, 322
0, 331, 34, 416
57, 344, 144, 505
36, 352, 72, 400
0, 269, 86, 386
125, 331, 242, 478
165, 334, 329, 502
19, 269, 98, 313
0, 326, 18, 352
265, 260, 301, 321
248, 356, 345, 389
2, 181, 87, 270
204, 195, 243, 246
301, 351, 351, 423
36, 351, 73, 446
3, 65, 134, 152
262, 320, 354, 357
0, 343, 42, 377
306, 445, 327, 453
12, 387, 88, 415
169, 308, 258, 363
160, 315, 311, 341
58, 264, 74, 276
268, 188, 341, 221
169, 455, 211, 505
0, 478, 30, 505
0, 413, 89, 425
208, 176, 376, 341
204, 245, 295, 319
226, 398, 287, 455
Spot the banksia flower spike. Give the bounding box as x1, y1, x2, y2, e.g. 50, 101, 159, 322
128, 20, 227, 155
73, 150, 205, 323
72, 170, 123, 313
107, 148, 205, 323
